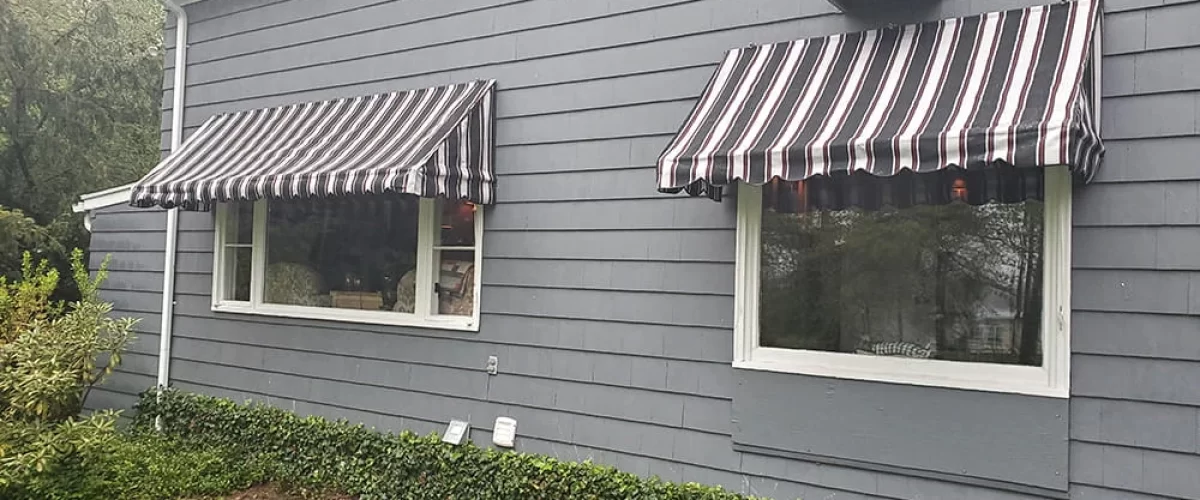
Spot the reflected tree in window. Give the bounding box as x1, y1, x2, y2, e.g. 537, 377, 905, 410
759, 169, 1045, 366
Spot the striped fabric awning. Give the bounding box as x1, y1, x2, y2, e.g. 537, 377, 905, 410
132, 80, 495, 210
658, 0, 1102, 199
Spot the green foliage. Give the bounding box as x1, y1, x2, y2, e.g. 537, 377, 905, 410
0, 0, 163, 224
0, 206, 63, 281
2, 431, 270, 500
0, 250, 136, 487
0, 411, 119, 488
0, 0, 163, 284
1, 249, 136, 422
0, 250, 62, 341
136, 390, 763, 500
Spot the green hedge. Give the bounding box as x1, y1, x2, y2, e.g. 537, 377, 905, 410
2, 432, 270, 500
136, 389, 762, 500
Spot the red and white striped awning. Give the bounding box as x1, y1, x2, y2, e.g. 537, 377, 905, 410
657, 0, 1102, 199
132, 80, 495, 211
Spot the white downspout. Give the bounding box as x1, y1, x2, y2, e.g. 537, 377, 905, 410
157, 0, 187, 424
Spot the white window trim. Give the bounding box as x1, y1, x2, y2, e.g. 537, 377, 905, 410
733, 166, 1071, 398
211, 198, 484, 332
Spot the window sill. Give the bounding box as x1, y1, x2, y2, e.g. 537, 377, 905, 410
736, 347, 1067, 398
211, 302, 480, 332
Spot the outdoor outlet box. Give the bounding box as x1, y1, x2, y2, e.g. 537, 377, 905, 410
441, 419, 469, 445
486, 355, 498, 375
492, 417, 517, 448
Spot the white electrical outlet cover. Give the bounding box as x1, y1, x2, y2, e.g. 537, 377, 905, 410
442, 419, 469, 445
493, 417, 517, 448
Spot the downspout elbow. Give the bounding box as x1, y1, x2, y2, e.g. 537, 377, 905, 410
161, 0, 187, 151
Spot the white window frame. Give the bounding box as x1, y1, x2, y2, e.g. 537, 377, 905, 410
211, 197, 484, 332
733, 166, 1071, 398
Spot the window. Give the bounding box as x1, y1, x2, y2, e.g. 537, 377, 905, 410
734, 167, 1070, 397
212, 193, 483, 330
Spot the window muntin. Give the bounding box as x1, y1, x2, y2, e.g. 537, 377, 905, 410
212, 194, 483, 330
735, 167, 1071, 397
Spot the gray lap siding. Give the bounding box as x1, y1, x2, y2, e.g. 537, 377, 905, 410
84, 0, 1200, 498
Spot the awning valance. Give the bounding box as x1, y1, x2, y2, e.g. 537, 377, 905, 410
132, 79, 495, 210
657, 0, 1101, 199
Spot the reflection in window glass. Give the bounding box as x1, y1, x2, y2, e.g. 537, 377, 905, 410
759, 179, 1044, 367
223, 247, 252, 301
222, 202, 253, 301
263, 194, 420, 313
434, 200, 476, 317
232, 201, 253, 244
439, 200, 476, 246
437, 250, 475, 316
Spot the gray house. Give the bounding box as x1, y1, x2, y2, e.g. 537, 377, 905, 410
72, 0, 1200, 498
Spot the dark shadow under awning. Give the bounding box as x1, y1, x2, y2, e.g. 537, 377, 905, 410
657, 0, 1102, 200
132, 79, 496, 210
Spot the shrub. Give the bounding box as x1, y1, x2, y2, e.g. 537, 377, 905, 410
0, 249, 136, 487
137, 390, 763, 500
3, 431, 270, 500
1, 250, 136, 421
0, 251, 62, 342
0, 411, 120, 487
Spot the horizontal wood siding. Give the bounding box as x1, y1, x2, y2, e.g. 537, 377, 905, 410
1069, 1, 1200, 499
84, 205, 166, 414
84, 0, 1200, 498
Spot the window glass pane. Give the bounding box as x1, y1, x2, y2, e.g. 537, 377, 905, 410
223, 247, 251, 301
439, 200, 476, 246
437, 250, 475, 316
263, 194, 420, 313
759, 181, 1044, 367
220, 202, 253, 302
227, 202, 253, 244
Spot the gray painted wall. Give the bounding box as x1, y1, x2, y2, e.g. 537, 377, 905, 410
83, 204, 169, 416
734, 371, 1069, 493
1069, 1, 1200, 499
85, 0, 1200, 499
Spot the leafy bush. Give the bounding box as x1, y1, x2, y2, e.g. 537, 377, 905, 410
0, 207, 63, 282
137, 390, 762, 500
0, 250, 136, 487
0, 412, 120, 481
3, 431, 270, 500
0, 252, 61, 342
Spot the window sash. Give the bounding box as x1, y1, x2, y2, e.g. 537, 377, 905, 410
733, 167, 1071, 398
211, 198, 484, 331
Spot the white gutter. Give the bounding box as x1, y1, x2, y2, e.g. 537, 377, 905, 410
72, 183, 136, 230
157, 0, 188, 415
